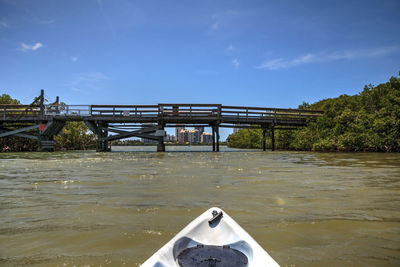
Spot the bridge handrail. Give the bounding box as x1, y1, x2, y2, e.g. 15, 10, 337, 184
45, 105, 91, 116
0, 104, 41, 120
91, 104, 159, 108
221, 105, 323, 114
0, 104, 41, 109
1, 103, 323, 121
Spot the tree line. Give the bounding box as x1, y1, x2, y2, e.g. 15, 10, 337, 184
227, 73, 400, 152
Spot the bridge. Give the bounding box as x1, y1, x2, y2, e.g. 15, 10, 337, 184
0, 90, 323, 152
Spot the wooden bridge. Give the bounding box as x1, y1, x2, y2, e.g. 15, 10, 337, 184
0, 90, 323, 152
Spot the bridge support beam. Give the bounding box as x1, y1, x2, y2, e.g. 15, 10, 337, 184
38, 120, 65, 152
38, 135, 55, 152
96, 122, 110, 152
156, 124, 165, 152
262, 128, 267, 151
212, 126, 215, 152
216, 125, 220, 152
211, 125, 220, 152
271, 125, 275, 151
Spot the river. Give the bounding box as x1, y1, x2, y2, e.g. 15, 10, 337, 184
0, 146, 399, 266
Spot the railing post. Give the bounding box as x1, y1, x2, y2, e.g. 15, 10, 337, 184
3, 107, 6, 120
262, 128, 267, 151
113, 105, 115, 118
39, 89, 44, 120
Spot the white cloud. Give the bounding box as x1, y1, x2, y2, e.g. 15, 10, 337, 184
232, 58, 240, 69
257, 46, 399, 70
71, 56, 79, 62
211, 22, 219, 31
226, 44, 234, 51
31, 43, 42, 50
20, 42, 43, 51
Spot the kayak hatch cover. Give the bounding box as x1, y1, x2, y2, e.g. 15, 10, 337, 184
141, 207, 280, 267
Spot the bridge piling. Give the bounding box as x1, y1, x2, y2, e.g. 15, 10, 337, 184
262, 128, 267, 151
212, 126, 215, 152
96, 121, 110, 152
216, 125, 220, 152
211, 125, 220, 152
156, 124, 166, 152
271, 125, 275, 151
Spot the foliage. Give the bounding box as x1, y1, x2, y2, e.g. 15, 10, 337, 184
227, 73, 400, 152
54, 122, 96, 150
227, 129, 263, 149
0, 94, 20, 104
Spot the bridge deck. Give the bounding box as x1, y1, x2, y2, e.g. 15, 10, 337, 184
1, 104, 322, 127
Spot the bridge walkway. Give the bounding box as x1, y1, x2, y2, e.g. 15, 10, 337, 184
1, 101, 323, 152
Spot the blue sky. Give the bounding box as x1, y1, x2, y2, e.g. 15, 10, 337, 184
1, 0, 399, 139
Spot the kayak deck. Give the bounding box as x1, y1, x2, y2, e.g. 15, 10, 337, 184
142, 207, 279, 266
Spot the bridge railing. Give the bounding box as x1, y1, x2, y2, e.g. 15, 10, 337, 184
220, 106, 323, 121
90, 105, 159, 117
45, 105, 91, 116
158, 104, 221, 118
1, 103, 323, 121
0, 104, 41, 120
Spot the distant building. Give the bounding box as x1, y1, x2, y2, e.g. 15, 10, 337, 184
178, 129, 189, 143
164, 134, 175, 142
201, 132, 213, 144
175, 125, 185, 141
195, 126, 204, 136
188, 129, 200, 144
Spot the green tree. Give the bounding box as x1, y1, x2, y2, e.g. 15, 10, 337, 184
54, 122, 96, 150
0, 94, 21, 104
227, 73, 400, 152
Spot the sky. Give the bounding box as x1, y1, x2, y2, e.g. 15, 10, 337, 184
1, 0, 399, 139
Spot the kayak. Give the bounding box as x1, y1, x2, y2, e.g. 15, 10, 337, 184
141, 207, 280, 266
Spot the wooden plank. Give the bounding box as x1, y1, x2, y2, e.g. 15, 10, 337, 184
91, 109, 159, 113
222, 105, 323, 113
159, 103, 220, 107
91, 105, 158, 108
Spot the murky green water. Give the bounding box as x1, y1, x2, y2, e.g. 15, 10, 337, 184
1, 146, 399, 266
